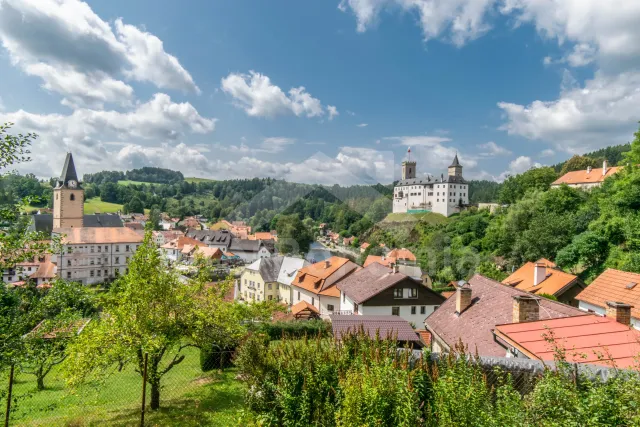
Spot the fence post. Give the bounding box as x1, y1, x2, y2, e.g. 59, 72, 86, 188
140, 353, 148, 427
4, 364, 15, 427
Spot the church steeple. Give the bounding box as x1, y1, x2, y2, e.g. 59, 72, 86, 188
450, 153, 461, 167
58, 153, 80, 189
53, 152, 84, 228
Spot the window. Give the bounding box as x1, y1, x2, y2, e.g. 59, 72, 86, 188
104, 269, 108, 276
411, 306, 416, 315
393, 288, 403, 298
420, 306, 426, 314
115, 245, 120, 252
268, 295, 272, 301
90, 270, 94, 277
409, 288, 418, 298
115, 257, 120, 264
298, 291, 301, 301
67, 260, 71, 267
97, 246, 101, 253
311, 297, 315, 306
126, 245, 130, 252
434, 305, 440, 311
354, 303, 359, 314
327, 304, 334, 312
392, 307, 400, 316
70, 194, 75, 201
105, 246, 108, 251
343, 293, 346, 302
90, 259, 94, 265
90, 246, 94, 253
67, 272, 72, 279
268, 283, 272, 290
67, 246, 73, 254
97, 270, 101, 277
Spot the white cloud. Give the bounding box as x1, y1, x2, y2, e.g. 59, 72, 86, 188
0, 0, 199, 107
346, 110, 356, 116
220, 71, 334, 119
498, 71, 640, 153
338, 0, 498, 46
114, 19, 200, 94
540, 148, 555, 157
1, 93, 216, 177
0, 96, 4, 111
356, 123, 368, 127
217, 137, 296, 155
497, 155, 541, 181
477, 141, 511, 156
327, 105, 339, 120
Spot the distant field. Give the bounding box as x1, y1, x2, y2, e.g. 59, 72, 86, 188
117, 180, 161, 186
185, 177, 215, 183
84, 197, 123, 214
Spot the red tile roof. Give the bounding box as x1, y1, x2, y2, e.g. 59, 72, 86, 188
495, 315, 640, 368
54, 227, 144, 244
502, 258, 580, 297
291, 301, 320, 315
292, 256, 358, 297
330, 315, 422, 345
552, 166, 621, 185
576, 269, 640, 319
425, 274, 583, 356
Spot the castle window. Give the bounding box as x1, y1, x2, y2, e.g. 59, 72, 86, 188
56, 194, 59, 200
70, 194, 75, 201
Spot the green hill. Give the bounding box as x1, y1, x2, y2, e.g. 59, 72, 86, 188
84, 197, 123, 214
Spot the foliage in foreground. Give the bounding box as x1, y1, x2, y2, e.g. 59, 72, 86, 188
236, 334, 640, 427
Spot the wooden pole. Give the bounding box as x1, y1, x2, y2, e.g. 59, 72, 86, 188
140, 353, 148, 427
4, 365, 15, 427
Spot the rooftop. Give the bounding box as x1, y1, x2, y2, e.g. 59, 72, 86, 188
425, 274, 583, 356
502, 258, 580, 297
293, 256, 357, 297
495, 315, 640, 368
336, 262, 410, 304
330, 315, 422, 345
552, 166, 621, 186
54, 227, 144, 244
576, 269, 640, 319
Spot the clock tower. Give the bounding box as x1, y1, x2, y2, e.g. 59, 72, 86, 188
53, 153, 84, 228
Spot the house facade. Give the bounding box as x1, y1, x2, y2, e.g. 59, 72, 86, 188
393, 154, 469, 217
238, 256, 308, 303
53, 227, 144, 285
337, 263, 445, 326
229, 239, 272, 263
551, 160, 621, 190
186, 229, 233, 252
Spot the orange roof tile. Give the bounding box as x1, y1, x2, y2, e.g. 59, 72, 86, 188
291, 300, 320, 315
441, 291, 455, 299
576, 269, 640, 319
292, 256, 356, 297
360, 242, 370, 249
502, 258, 579, 297
495, 315, 640, 368
363, 255, 392, 267
386, 248, 416, 262
161, 236, 206, 250
54, 227, 144, 244
552, 166, 621, 185
30, 254, 56, 279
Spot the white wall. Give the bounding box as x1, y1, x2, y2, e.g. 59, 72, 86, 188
319, 296, 340, 316
361, 304, 437, 327
339, 292, 355, 313
579, 301, 640, 330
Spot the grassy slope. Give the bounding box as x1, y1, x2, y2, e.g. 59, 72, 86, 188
6, 348, 245, 427
117, 180, 158, 186
381, 212, 448, 225
184, 177, 215, 184
83, 197, 123, 214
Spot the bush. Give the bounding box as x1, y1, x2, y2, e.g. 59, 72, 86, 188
258, 320, 331, 340
199, 344, 236, 371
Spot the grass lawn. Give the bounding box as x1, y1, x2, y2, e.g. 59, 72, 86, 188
184, 177, 215, 184
4, 348, 246, 426
382, 212, 448, 224
83, 197, 123, 214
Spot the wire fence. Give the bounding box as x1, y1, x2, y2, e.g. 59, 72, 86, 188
0, 349, 237, 427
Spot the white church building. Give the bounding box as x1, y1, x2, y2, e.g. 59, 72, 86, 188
392, 154, 468, 217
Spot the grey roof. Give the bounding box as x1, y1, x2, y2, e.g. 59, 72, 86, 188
229, 239, 263, 252
58, 153, 80, 188
336, 263, 408, 304
330, 315, 421, 345
258, 257, 284, 282
396, 175, 466, 186
277, 257, 309, 286
397, 264, 424, 280
425, 274, 583, 357
186, 229, 233, 246
29, 214, 123, 234
450, 154, 461, 167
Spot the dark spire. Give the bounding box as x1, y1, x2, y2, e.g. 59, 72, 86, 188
59, 153, 79, 186
450, 153, 461, 167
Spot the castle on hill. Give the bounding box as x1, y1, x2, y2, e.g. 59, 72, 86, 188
392, 153, 468, 217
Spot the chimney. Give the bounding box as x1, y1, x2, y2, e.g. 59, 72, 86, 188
587, 166, 592, 174
606, 301, 633, 326
512, 295, 540, 323
533, 262, 546, 286
455, 283, 472, 315
392, 264, 399, 274
603, 160, 608, 176
324, 260, 331, 269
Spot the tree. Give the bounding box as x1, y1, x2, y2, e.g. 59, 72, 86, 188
275, 214, 312, 255
498, 167, 558, 204
475, 261, 508, 282
146, 207, 162, 231
125, 196, 144, 214
559, 155, 601, 175
99, 181, 118, 203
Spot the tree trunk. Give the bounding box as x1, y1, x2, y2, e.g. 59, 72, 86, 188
150, 381, 160, 410
36, 367, 45, 390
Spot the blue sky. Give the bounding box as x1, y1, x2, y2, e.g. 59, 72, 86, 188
1, 0, 639, 184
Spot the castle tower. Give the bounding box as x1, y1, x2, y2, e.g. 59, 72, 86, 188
53, 153, 84, 228
401, 147, 416, 180
448, 154, 462, 177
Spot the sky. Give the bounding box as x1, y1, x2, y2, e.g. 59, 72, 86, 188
1, 0, 639, 185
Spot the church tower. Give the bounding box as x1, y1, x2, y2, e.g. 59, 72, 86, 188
401, 147, 416, 180
53, 153, 84, 229
448, 154, 462, 177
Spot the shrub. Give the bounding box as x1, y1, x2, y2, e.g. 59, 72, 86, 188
200, 344, 235, 371
258, 320, 331, 340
